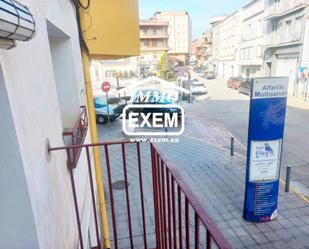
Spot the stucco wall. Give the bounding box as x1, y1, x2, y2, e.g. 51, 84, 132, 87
0, 66, 40, 249
0, 0, 95, 248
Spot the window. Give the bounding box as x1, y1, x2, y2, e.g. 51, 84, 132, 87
258, 19, 263, 35
295, 16, 303, 37
47, 20, 81, 129
285, 20, 292, 40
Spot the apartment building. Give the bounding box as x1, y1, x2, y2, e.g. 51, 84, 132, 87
264, 0, 309, 95
153, 11, 192, 64
212, 11, 242, 79
191, 36, 206, 66
140, 19, 169, 73
239, 0, 265, 78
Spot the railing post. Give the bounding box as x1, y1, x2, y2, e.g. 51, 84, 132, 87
285, 166, 291, 193
151, 145, 160, 249
230, 137, 234, 156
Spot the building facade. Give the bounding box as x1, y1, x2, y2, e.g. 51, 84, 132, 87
0, 0, 140, 248
191, 36, 206, 66
212, 11, 242, 79
153, 11, 192, 64
140, 20, 169, 73
300, 14, 309, 99
191, 31, 213, 69
264, 0, 309, 95
0, 1, 93, 248
239, 0, 265, 78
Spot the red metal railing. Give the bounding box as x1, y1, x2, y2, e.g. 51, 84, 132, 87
62, 106, 88, 168
49, 141, 232, 249
151, 143, 232, 249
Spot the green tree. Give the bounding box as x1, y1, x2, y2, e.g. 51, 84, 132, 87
158, 52, 176, 82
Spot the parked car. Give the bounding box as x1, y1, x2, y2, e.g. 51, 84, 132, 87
191, 81, 207, 95
238, 78, 253, 96
227, 77, 244, 89
205, 71, 216, 79
94, 97, 121, 124
227, 77, 235, 88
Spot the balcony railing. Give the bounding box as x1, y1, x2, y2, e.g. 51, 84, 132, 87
265, 0, 307, 20
265, 32, 302, 47
49, 141, 232, 249
140, 34, 169, 39
62, 106, 88, 168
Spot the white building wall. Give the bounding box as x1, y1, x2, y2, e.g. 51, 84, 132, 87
0, 0, 96, 248
239, 0, 265, 78
213, 11, 242, 79
0, 67, 40, 249
264, 0, 308, 95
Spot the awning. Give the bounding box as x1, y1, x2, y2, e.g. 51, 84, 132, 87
80, 0, 140, 60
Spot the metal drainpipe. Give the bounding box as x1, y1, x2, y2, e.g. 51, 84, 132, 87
81, 51, 111, 249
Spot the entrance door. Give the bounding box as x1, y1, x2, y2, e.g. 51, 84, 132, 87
275, 57, 298, 95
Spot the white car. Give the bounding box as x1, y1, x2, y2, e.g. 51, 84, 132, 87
191, 82, 207, 95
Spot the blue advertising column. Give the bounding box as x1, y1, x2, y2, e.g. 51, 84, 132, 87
243, 77, 289, 222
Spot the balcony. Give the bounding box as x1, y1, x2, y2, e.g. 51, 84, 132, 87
141, 46, 169, 51
265, 0, 307, 20
62, 106, 88, 168
49, 141, 232, 249
140, 33, 169, 39
265, 31, 302, 47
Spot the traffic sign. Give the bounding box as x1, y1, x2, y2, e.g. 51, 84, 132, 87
101, 81, 111, 93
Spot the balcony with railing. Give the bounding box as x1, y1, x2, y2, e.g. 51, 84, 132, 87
265, 0, 307, 20
140, 28, 169, 39
62, 106, 88, 168
265, 31, 302, 47
49, 140, 232, 249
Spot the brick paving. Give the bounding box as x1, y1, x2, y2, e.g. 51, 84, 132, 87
97, 118, 309, 248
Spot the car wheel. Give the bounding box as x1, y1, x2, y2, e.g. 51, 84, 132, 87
96, 115, 106, 124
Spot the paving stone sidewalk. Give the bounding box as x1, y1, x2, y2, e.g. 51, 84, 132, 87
97, 121, 309, 249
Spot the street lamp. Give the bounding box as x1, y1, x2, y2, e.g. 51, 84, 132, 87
0, 37, 14, 49
0, 0, 35, 49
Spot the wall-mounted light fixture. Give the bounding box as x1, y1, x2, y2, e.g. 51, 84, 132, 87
0, 0, 35, 49
0, 37, 14, 49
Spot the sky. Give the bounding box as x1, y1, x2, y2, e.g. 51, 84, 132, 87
139, 0, 249, 39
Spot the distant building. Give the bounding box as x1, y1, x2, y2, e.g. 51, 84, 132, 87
191, 31, 213, 69
153, 11, 192, 64
212, 11, 242, 79
264, 0, 309, 95
191, 36, 206, 66
140, 19, 169, 73
239, 0, 265, 78
300, 14, 309, 99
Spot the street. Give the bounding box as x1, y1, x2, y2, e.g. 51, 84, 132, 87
97, 79, 309, 248
190, 72, 309, 196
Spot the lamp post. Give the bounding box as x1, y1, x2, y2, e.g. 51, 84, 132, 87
115, 72, 120, 90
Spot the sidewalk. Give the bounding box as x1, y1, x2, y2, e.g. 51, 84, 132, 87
159, 136, 309, 249
288, 96, 309, 110
97, 122, 309, 249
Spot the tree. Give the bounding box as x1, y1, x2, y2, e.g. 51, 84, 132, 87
158, 52, 176, 82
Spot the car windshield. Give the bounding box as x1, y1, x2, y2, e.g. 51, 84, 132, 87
192, 79, 199, 82
193, 83, 205, 87
94, 98, 107, 108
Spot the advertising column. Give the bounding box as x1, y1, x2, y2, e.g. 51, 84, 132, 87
243, 77, 289, 222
